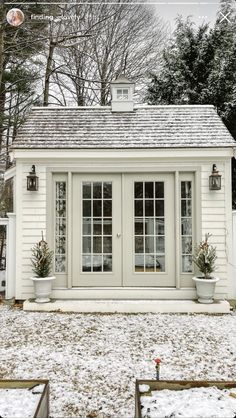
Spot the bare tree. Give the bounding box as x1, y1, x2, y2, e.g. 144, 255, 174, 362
48, 3, 167, 105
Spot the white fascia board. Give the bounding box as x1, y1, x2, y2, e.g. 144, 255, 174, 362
13, 147, 235, 161
4, 166, 16, 180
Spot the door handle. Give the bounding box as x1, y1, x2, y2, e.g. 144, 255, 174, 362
117, 233, 121, 238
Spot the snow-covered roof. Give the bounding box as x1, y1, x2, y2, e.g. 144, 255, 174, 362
12, 104, 235, 149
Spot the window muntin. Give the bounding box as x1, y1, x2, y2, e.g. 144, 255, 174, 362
134, 181, 165, 273
181, 181, 193, 273
55, 181, 67, 273
82, 181, 112, 272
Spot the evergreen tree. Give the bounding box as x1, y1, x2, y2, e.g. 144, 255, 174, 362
146, 0, 236, 207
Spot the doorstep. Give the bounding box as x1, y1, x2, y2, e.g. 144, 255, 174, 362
23, 299, 231, 314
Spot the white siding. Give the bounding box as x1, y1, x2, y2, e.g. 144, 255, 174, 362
15, 155, 234, 300
16, 164, 47, 298
201, 161, 232, 298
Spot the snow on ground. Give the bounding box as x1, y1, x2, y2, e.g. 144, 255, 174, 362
0, 306, 236, 418
140, 386, 236, 418
0, 385, 45, 418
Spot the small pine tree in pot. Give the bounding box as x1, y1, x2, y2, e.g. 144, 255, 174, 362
192, 233, 219, 304
192, 233, 217, 279
30, 233, 55, 303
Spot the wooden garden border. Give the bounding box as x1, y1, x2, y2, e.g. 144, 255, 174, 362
135, 379, 236, 418
0, 379, 49, 418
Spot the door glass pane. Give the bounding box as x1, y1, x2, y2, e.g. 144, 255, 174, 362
82, 255, 91, 272
82, 181, 112, 272
156, 256, 165, 272
145, 237, 154, 253
104, 255, 112, 271
103, 237, 112, 253
135, 182, 143, 198
181, 181, 193, 273
83, 218, 91, 235
83, 237, 91, 253
93, 255, 102, 271
135, 255, 144, 272
83, 182, 91, 199
83, 200, 91, 217
55, 181, 67, 273
155, 200, 164, 217
134, 181, 165, 272
103, 218, 112, 235
135, 200, 143, 216
145, 218, 154, 235
103, 182, 112, 198
145, 200, 154, 216
145, 255, 155, 272
145, 182, 154, 198
93, 200, 102, 217
93, 182, 102, 199
93, 218, 102, 235
135, 218, 143, 235
93, 237, 102, 253
181, 181, 192, 198
56, 182, 66, 199
155, 218, 165, 235
103, 200, 112, 217
155, 182, 164, 198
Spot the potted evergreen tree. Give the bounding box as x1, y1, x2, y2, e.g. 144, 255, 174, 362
30, 234, 55, 303
192, 233, 219, 304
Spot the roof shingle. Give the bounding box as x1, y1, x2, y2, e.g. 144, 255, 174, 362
12, 105, 236, 149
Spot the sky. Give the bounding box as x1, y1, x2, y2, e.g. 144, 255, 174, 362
153, 1, 220, 27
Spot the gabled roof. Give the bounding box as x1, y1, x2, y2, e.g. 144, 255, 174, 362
12, 105, 235, 149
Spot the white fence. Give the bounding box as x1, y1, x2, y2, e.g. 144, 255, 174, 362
232, 211, 236, 298
0, 214, 16, 299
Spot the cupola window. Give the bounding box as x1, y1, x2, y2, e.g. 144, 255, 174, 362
117, 88, 129, 100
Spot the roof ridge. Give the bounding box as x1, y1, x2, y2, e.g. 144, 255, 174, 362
31, 104, 215, 111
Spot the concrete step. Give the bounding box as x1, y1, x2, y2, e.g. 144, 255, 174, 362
23, 299, 231, 314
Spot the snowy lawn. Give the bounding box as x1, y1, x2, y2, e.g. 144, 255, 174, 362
0, 384, 45, 418
0, 306, 236, 418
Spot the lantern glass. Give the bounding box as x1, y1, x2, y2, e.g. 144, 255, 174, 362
27, 166, 38, 191
209, 174, 221, 190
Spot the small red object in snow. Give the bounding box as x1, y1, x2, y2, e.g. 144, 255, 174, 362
154, 358, 161, 380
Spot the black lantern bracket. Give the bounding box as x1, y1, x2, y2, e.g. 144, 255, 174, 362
209, 164, 221, 191
27, 165, 39, 191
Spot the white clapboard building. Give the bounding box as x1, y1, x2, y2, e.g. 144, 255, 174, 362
5, 76, 236, 303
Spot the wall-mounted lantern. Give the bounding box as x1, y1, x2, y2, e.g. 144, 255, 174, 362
209, 164, 221, 191
27, 165, 38, 191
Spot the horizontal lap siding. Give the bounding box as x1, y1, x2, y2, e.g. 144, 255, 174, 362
17, 159, 232, 299
20, 165, 47, 298
201, 162, 230, 297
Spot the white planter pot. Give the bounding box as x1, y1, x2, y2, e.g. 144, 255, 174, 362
192, 276, 220, 304
31, 277, 55, 303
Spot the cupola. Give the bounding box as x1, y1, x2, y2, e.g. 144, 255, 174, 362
110, 74, 135, 112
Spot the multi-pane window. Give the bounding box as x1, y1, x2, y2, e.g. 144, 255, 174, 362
181, 181, 193, 273
55, 182, 67, 273
134, 182, 165, 273
116, 88, 129, 100
82, 182, 112, 272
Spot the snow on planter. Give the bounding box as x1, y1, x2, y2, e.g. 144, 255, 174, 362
135, 380, 236, 418
0, 380, 49, 418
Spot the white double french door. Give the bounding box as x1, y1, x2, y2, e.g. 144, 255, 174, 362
72, 173, 175, 287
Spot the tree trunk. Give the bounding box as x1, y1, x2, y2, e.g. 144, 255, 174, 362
43, 41, 55, 106
0, 5, 5, 154
0, 5, 4, 89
